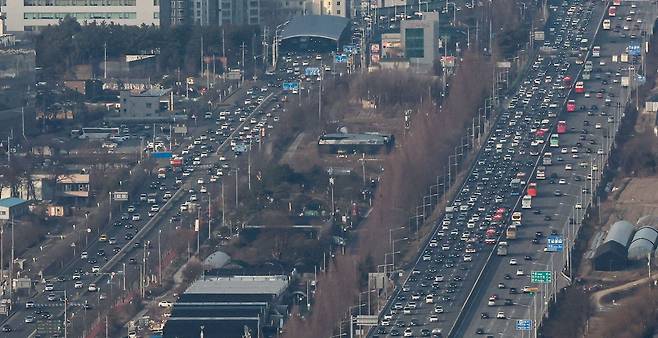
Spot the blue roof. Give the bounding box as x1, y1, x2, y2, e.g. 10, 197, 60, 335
280, 15, 350, 42
0, 197, 27, 208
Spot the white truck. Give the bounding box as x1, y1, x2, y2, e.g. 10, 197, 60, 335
497, 242, 509, 256
521, 195, 532, 209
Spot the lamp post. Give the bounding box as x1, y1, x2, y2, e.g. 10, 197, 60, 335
392, 237, 409, 273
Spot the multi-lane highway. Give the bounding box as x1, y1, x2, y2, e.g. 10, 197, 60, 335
372, 0, 654, 337
0, 47, 337, 336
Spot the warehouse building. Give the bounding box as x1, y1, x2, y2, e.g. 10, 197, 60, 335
593, 220, 635, 271
162, 275, 289, 338
628, 226, 658, 261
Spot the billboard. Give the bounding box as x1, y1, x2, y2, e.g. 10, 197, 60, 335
441, 56, 456, 68
113, 191, 129, 201
628, 44, 641, 56
151, 151, 173, 159
370, 43, 381, 54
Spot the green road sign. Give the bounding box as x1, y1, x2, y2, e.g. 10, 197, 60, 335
531, 271, 552, 284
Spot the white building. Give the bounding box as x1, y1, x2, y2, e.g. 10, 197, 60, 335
2, 0, 160, 32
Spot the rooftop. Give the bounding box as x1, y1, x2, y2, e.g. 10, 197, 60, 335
186, 275, 289, 296
280, 15, 350, 42
0, 197, 27, 208
57, 174, 90, 184
133, 88, 171, 97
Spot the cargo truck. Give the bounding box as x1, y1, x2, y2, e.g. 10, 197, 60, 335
522, 195, 532, 209
506, 225, 518, 240
497, 242, 509, 256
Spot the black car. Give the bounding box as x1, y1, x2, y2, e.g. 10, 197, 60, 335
1, 325, 11, 332
476, 328, 485, 334
481, 312, 489, 319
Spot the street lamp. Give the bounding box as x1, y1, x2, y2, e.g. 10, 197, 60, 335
392, 237, 409, 273
389, 226, 405, 248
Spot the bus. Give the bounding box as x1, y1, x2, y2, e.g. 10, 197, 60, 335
557, 120, 567, 134
79, 127, 120, 140
550, 134, 559, 148
613, 0, 621, 6
575, 81, 585, 93
567, 100, 576, 112
510, 178, 522, 195
593, 46, 601, 58
562, 76, 572, 89
542, 152, 552, 165
608, 6, 617, 17
603, 19, 611, 30
506, 225, 518, 240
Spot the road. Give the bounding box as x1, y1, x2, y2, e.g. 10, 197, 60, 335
460, 1, 657, 337
0, 46, 339, 337
370, 0, 656, 337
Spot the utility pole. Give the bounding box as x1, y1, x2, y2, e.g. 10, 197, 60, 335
200, 36, 204, 79
240, 42, 246, 83
104, 41, 107, 79
158, 229, 162, 284
234, 168, 239, 206
221, 183, 226, 233
208, 190, 212, 239
9, 217, 13, 301
21, 107, 26, 141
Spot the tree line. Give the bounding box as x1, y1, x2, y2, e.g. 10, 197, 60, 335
34, 17, 261, 79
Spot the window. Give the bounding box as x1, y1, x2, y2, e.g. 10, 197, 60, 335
146, 103, 152, 108
405, 28, 425, 58
337, 10, 341, 14
0, 211, 6, 216
153, 12, 159, 19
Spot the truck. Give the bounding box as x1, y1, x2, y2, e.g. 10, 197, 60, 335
536, 166, 546, 180
527, 183, 538, 197
521, 195, 532, 209
506, 225, 518, 240
542, 152, 552, 166
603, 19, 611, 30
621, 76, 630, 87
497, 242, 509, 256
620, 53, 629, 63
566, 100, 576, 112
557, 120, 567, 134
510, 178, 522, 195
550, 134, 560, 147
157, 168, 166, 179
485, 228, 497, 245
575, 81, 585, 93
592, 46, 601, 58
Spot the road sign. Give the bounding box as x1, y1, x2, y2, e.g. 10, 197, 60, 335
516, 319, 532, 331
151, 151, 173, 159
343, 45, 355, 54
636, 74, 646, 84
628, 44, 641, 56
113, 191, 129, 202
335, 54, 348, 63
531, 271, 552, 284
282, 82, 299, 91
546, 234, 564, 252
305, 67, 320, 76
355, 314, 379, 326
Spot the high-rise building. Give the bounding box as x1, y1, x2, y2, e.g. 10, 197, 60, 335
400, 11, 439, 72
218, 0, 260, 26
2, 0, 160, 32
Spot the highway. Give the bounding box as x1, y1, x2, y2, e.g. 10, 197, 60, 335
1, 48, 337, 337
371, 0, 655, 337
459, 1, 657, 337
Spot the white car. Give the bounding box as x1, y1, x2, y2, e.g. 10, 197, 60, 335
464, 255, 473, 262
516, 269, 525, 276
509, 258, 518, 265
88, 283, 98, 292
595, 123, 601, 129
74, 281, 83, 289
434, 306, 444, 313
565, 164, 573, 170
44, 284, 54, 291
158, 301, 174, 308
558, 179, 567, 184
91, 266, 100, 273
429, 314, 439, 322
497, 311, 506, 319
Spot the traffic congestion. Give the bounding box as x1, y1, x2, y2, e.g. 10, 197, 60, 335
372, 0, 648, 336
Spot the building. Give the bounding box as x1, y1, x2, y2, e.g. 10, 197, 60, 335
0, 197, 28, 220
370, 0, 408, 8
381, 32, 403, 58
400, 11, 439, 72
56, 174, 90, 199
162, 275, 290, 338
117, 88, 173, 121
2, 0, 160, 32
628, 226, 658, 261
218, 0, 260, 26
593, 220, 635, 271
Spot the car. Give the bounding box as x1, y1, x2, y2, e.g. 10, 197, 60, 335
476, 328, 485, 334
72, 273, 81, 280
565, 164, 572, 170
88, 283, 98, 292
558, 178, 567, 184
44, 283, 54, 291
1, 325, 11, 332
159, 301, 173, 308
74, 281, 83, 289
24, 315, 35, 324
498, 282, 506, 289
509, 258, 517, 265
504, 298, 514, 306
25, 301, 34, 309
47, 293, 57, 301
434, 306, 444, 313
481, 312, 489, 319
91, 266, 100, 273
516, 269, 525, 276
390, 329, 401, 336
132, 214, 140, 221
404, 328, 413, 337
496, 311, 506, 319
554, 190, 562, 196
429, 314, 439, 322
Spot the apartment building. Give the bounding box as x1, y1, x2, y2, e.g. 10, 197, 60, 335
2, 0, 160, 32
